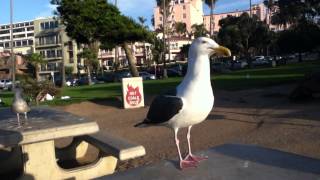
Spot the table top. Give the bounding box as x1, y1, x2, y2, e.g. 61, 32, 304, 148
0, 107, 99, 147
104, 144, 320, 180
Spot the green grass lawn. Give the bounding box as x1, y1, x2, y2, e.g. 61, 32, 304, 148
1, 60, 319, 107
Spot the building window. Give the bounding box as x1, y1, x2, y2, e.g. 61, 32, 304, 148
180, 0, 184, 3
0, 30, 10, 34
160, 17, 162, 21
16, 41, 21, 47
69, 52, 74, 63
22, 40, 28, 46
27, 27, 34, 31
5, 42, 10, 48
183, 5, 186, 9
57, 50, 62, 57
13, 28, 25, 33
0, 43, 3, 47
27, 33, 34, 37
40, 21, 59, 30
28, 40, 33, 45
183, 13, 186, 19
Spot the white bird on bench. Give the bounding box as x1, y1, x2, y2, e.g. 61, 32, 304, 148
135, 37, 231, 169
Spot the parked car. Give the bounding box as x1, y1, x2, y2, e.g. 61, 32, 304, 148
252, 56, 270, 66
77, 76, 99, 85
166, 68, 183, 77
66, 77, 79, 87
114, 71, 132, 82
139, 71, 156, 80
0, 79, 12, 90
231, 60, 248, 70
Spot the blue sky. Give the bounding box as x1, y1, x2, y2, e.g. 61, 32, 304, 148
0, 0, 263, 27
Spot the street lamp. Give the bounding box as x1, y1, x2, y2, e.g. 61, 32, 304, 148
10, 0, 16, 90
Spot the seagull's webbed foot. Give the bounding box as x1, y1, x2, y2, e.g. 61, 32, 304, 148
180, 159, 198, 169
184, 154, 208, 163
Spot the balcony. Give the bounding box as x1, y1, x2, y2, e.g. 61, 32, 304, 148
36, 42, 62, 48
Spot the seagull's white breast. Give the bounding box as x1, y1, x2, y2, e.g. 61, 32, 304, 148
168, 82, 214, 129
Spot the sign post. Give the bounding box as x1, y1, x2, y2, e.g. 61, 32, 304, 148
122, 77, 144, 109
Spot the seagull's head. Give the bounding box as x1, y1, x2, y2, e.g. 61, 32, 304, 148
191, 37, 231, 57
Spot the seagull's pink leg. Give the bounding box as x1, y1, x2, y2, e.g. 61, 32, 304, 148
184, 126, 208, 163
174, 128, 197, 169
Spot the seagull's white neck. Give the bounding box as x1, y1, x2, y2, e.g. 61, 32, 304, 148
178, 51, 212, 92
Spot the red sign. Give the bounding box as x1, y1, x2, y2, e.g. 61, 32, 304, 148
126, 84, 142, 106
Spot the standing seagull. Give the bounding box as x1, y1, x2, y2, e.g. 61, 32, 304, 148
12, 88, 31, 126
135, 37, 231, 169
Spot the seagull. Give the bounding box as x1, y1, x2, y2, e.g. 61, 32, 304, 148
11, 88, 31, 126
135, 37, 231, 169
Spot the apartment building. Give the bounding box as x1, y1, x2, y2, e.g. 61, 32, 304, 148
33, 18, 80, 80
154, 1, 281, 34
99, 42, 152, 70
154, 0, 204, 32
0, 20, 35, 55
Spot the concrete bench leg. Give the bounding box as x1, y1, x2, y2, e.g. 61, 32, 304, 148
20, 140, 118, 180
55, 137, 90, 162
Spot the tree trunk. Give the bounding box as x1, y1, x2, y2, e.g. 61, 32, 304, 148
87, 65, 92, 85
210, 0, 214, 36
35, 64, 40, 82
298, 52, 303, 62
122, 42, 139, 77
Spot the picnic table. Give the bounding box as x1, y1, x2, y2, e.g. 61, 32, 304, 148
0, 107, 145, 179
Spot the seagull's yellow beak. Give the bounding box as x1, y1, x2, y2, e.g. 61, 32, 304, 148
212, 46, 231, 57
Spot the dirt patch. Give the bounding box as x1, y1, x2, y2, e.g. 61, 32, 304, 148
56, 84, 320, 171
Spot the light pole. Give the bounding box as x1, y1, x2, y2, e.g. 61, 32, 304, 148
10, 0, 16, 90
114, 0, 119, 70
249, 0, 252, 17
162, 0, 168, 78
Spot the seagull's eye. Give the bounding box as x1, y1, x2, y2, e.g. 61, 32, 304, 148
201, 41, 207, 44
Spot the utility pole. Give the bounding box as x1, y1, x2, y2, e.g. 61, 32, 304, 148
249, 0, 252, 17
162, 0, 168, 78
10, 0, 15, 90
114, 0, 119, 71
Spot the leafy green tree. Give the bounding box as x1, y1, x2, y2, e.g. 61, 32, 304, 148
218, 13, 273, 57
175, 22, 187, 37
51, 0, 119, 81
277, 20, 320, 62
78, 48, 98, 85
99, 16, 152, 77
65, 66, 74, 77
271, 0, 320, 27
191, 24, 209, 38
204, 0, 218, 35
25, 53, 46, 82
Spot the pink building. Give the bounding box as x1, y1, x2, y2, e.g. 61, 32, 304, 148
154, 0, 204, 33
0, 49, 27, 79
204, 3, 268, 33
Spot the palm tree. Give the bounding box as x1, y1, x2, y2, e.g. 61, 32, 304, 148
175, 22, 187, 37
138, 16, 149, 66
78, 47, 98, 85
156, 0, 172, 79
191, 24, 209, 38
263, 0, 275, 25
204, 0, 218, 36
25, 53, 46, 82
